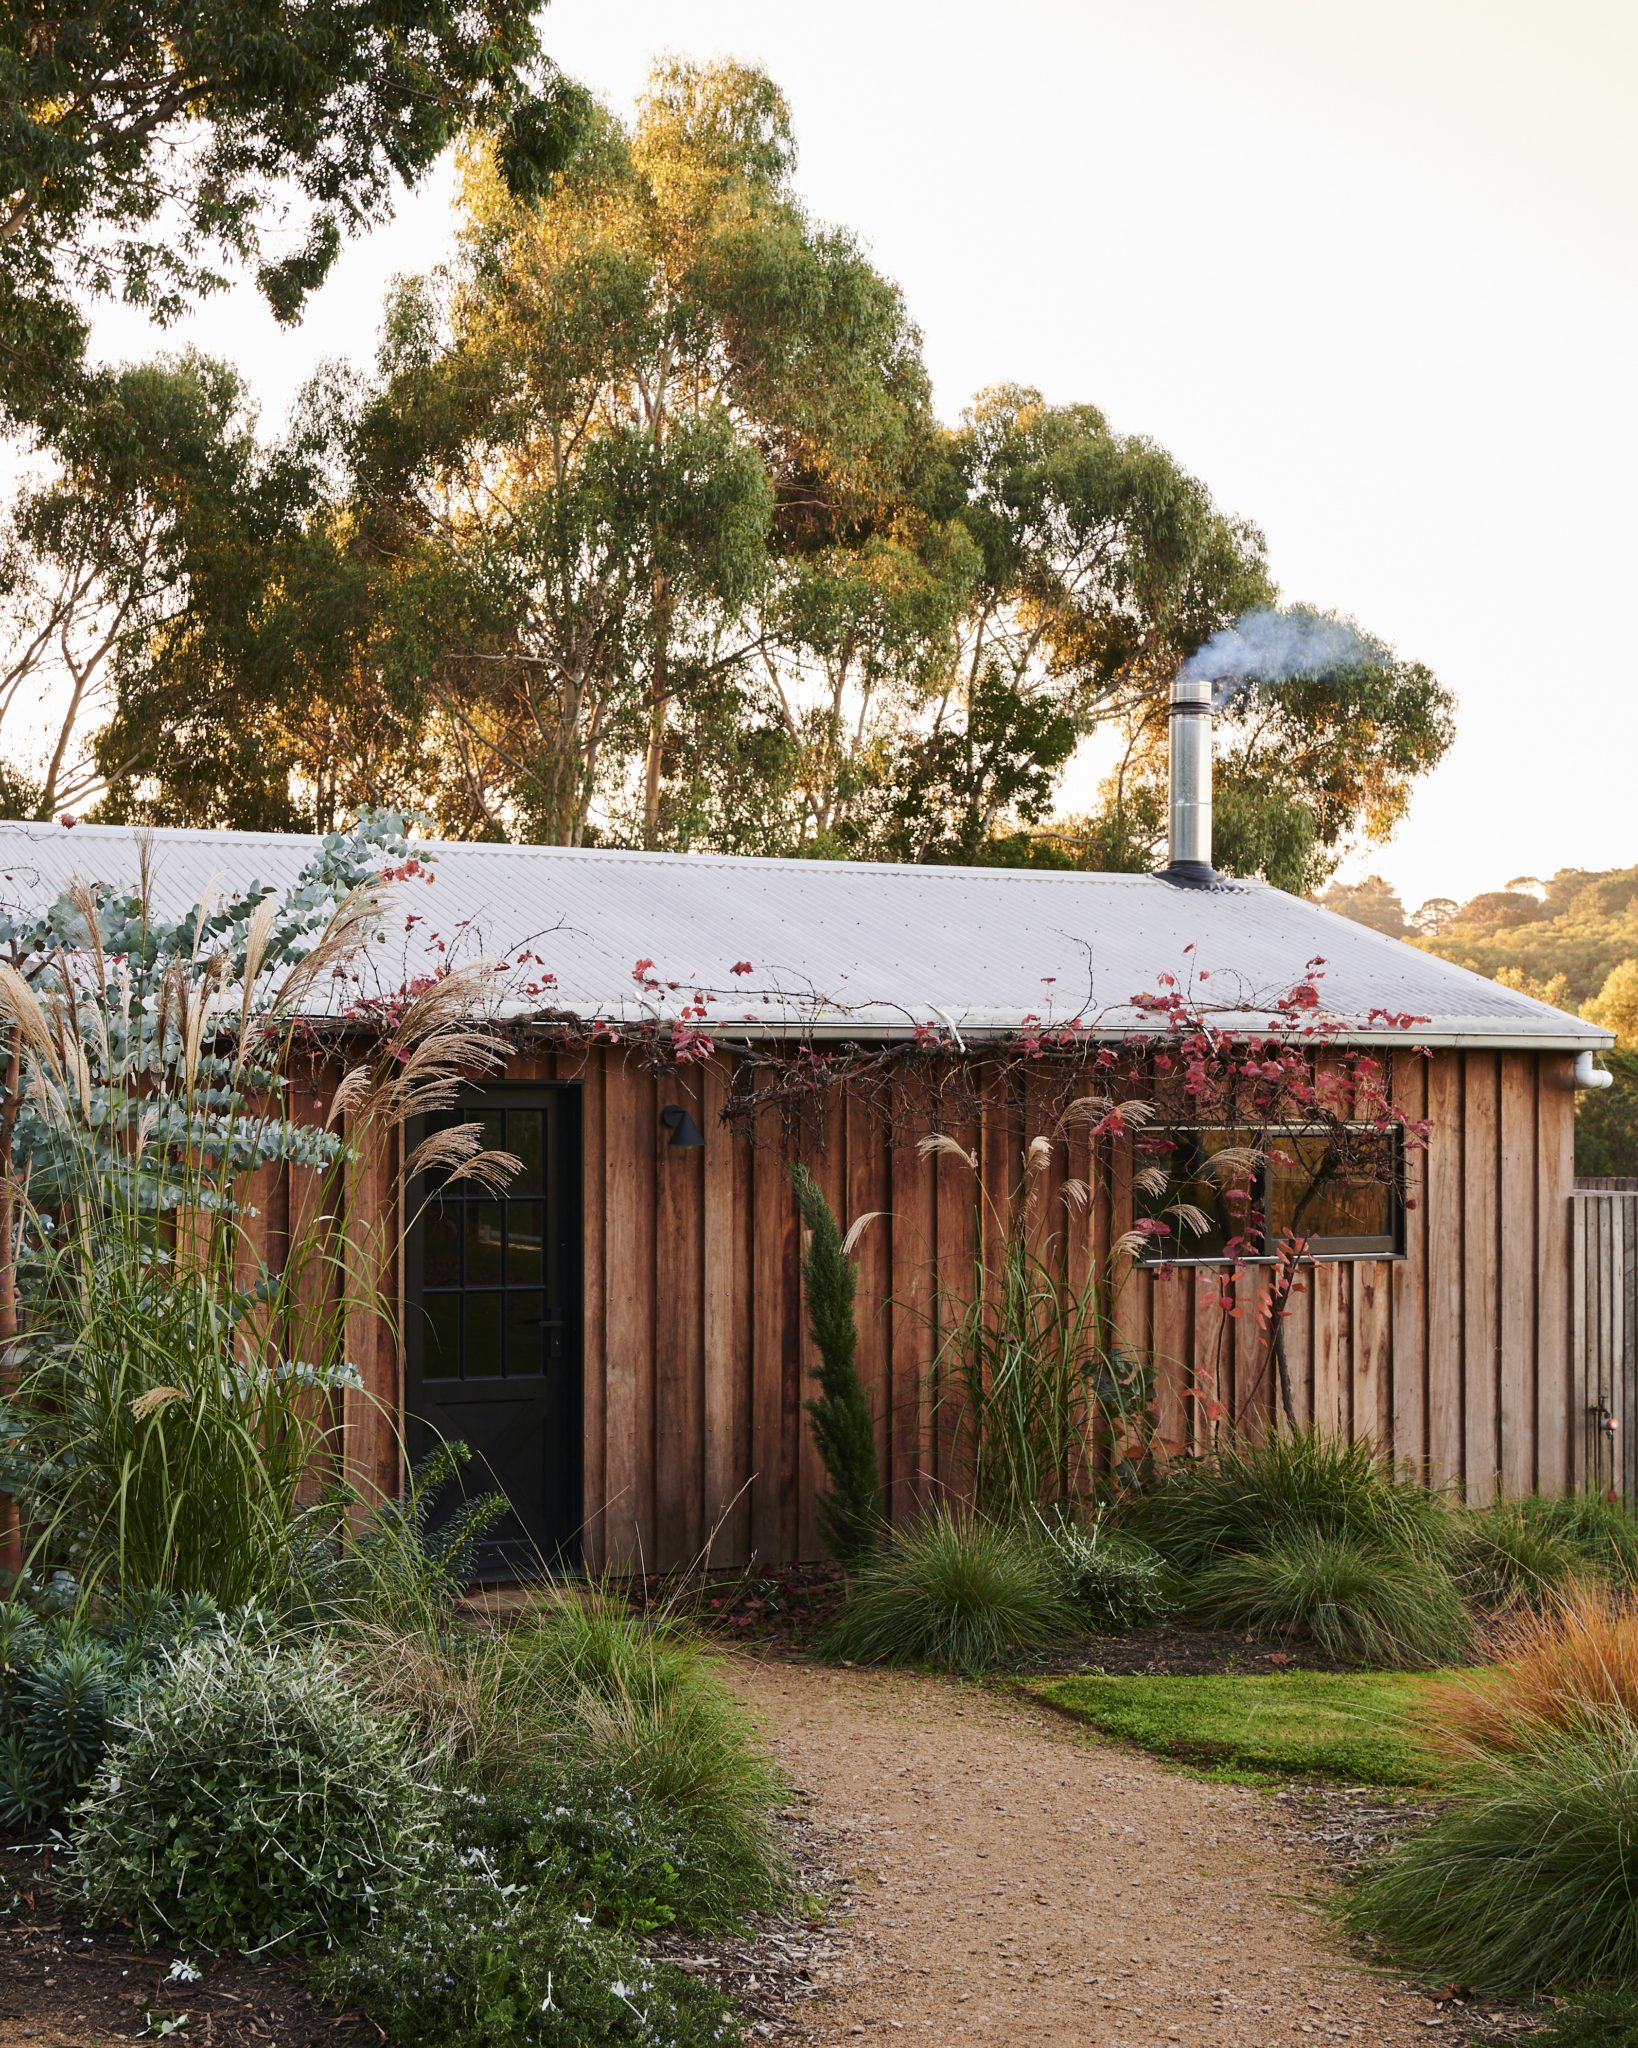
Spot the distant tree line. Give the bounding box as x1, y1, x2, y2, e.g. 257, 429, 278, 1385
1319, 866, 1638, 1175
1, 57, 1452, 889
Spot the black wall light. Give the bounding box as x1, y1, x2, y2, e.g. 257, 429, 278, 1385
660, 1104, 705, 1149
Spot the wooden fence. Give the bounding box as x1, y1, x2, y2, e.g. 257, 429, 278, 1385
1572, 1181, 1638, 1505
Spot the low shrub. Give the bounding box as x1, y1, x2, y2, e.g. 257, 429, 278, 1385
823, 1508, 1077, 1674
1420, 1579, 1638, 1761
1130, 1429, 1453, 1574
72, 1620, 437, 1951
323, 1801, 742, 2048
1344, 1717, 1638, 1995
1036, 1512, 1175, 1633
1452, 1499, 1584, 1611
353, 1592, 791, 1932
0, 1593, 221, 1827
1189, 1529, 1470, 1668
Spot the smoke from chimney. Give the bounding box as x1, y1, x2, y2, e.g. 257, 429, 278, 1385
1161, 606, 1387, 884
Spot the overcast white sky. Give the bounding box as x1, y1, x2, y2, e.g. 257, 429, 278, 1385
87, 0, 1638, 907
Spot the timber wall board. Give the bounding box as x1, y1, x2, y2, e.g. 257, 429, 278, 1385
258, 1043, 1578, 1570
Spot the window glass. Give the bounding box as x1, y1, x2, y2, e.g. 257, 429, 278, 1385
464, 1292, 504, 1377
422, 1293, 461, 1380
1137, 1128, 1263, 1260
422, 1198, 460, 1288
508, 1109, 544, 1194
506, 1202, 545, 1286
1137, 1125, 1400, 1262
1267, 1130, 1397, 1247
464, 1201, 504, 1285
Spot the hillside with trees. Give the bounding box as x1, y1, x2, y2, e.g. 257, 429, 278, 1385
1318, 867, 1638, 1172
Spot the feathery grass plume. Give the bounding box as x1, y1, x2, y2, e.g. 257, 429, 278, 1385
789, 1161, 884, 1568
823, 1507, 1078, 1674
1189, 1528, 1470, 1668
1420, 1578, 1638, 1762
1129, 1428, 1455, 1573
1344, 1717, 1638, 1996
921, 1131, 1151, 1521
0, 814, 520, 1609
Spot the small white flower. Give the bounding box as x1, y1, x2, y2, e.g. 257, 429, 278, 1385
165, 1957, 202, 1985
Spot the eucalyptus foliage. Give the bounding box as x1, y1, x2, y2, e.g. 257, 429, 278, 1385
0, 0, 586, 428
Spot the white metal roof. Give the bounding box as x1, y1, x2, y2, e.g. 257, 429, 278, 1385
0, 820, 1611, 1051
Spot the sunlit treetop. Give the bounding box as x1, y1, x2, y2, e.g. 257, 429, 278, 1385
0, 0, 589, 427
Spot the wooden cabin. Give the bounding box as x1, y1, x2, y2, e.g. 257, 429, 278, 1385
0, 820, 1614, 1574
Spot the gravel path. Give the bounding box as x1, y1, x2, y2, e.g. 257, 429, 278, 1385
725, 1656, 1445, 2048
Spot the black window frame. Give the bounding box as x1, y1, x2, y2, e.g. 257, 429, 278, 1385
1135, 1122, 1406, 1267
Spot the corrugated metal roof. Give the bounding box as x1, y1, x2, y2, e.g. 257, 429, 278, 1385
0, 820, 1611, 1051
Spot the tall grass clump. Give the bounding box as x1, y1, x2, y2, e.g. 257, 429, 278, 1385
0, 816, 518, 1607
1191, 1528, 1470, 1667
824, 1507, 1077, 1674
355, 1588, 791, 1933
1516, 1491, 1638, 1581
1420, 1580, 1638, 1761
1452, 1497, 1584, 1612
1131, 1429, 1454, 1573
923, 1127, 1153, 1525
1344, 1717, 1638, 1995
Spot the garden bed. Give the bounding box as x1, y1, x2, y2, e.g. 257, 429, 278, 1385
0, 1843, 372, 2047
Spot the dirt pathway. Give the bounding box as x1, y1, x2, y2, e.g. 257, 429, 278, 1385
726, 1657, 1444, 2048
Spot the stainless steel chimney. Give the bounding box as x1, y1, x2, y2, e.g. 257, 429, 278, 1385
1163, 669, 1215, 885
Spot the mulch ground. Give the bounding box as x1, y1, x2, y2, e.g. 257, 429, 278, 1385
0, 1846, 375, 2047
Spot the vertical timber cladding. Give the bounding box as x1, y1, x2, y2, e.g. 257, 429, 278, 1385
574, 1042, 1583, 1569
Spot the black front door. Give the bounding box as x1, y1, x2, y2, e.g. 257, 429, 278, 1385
405, 1087, 583, 1576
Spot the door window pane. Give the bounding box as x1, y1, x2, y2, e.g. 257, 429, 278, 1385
506, 1292, 547, 1378
464, 1201, 504, 1285
465, 1292, 504, 1377
422, 1293, 462, 1380
422, 1198, 460, 1288
506, 1202, 545, 1286
508, 1110, 544, 1194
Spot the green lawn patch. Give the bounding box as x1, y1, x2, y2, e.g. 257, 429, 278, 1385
1035, 1669, 1448, 1786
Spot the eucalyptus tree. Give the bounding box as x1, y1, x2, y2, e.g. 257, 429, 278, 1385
328, 58, 934, 848
845, 385, 1275, 863
0, 0, 582, 427
0, 352, 264, 819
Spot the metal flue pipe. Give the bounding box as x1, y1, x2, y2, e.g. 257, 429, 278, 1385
1163, 669, 1215, 885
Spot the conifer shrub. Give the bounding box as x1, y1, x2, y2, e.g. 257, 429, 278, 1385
789, 1163, 884, 1567
823, 1507, 1077, 1674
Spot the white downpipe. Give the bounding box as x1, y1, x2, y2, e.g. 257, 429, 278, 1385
1575, 1050, 1614, 1089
